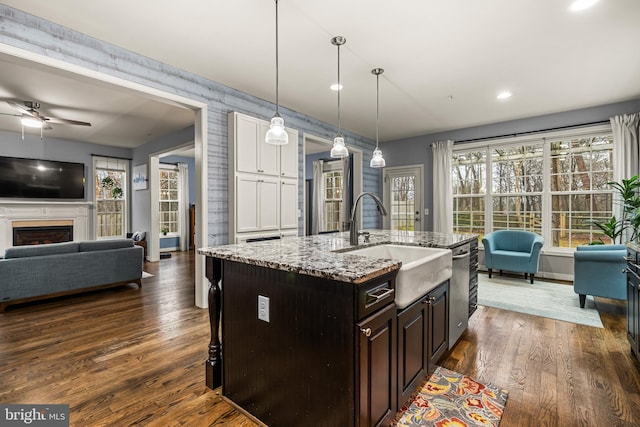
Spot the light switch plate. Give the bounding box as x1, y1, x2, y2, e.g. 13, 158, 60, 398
258, 295, 270, 322
424, 208, 429, 216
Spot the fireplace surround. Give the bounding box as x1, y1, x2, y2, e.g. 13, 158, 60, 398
0, 201, 90, 255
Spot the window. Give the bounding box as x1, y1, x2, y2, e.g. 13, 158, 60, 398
94, 157, 128, 239
491, 144, 543, 234
550, 135, 613, 247
159, 165, 180, 235
390, 175, 416, 231
452, 126, 614, 249
452, 151, 486, 239
323, 170, 343, 232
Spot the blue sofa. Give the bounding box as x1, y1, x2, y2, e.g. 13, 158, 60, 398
573, 244, 627, 308
482, 230, 544, 284
0, 239, 143, 311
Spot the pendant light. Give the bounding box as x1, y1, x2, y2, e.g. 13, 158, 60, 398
265, 0, 288, 145
370, 68, 386, 168
330, 36, 349, 158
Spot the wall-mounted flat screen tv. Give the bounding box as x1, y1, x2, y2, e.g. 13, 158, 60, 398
0, 156, 85, 199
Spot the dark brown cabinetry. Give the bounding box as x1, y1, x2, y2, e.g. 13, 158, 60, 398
627, 246, 640, 359
396, 281, 449, 408
469, 238, 479, 316
427, 282, 449, 370
357, 303, 397, 427
214, 259, 397, 427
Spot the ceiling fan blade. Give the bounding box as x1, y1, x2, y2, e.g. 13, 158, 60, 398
4, 100, 35, 116
44, 116, 92, 127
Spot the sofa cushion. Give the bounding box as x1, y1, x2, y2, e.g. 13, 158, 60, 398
78, 239, 134, 252
4, 242, 80, 259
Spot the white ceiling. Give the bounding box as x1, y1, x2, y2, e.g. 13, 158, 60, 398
1, 0, 639, 147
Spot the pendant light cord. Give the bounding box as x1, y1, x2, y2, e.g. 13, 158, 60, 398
337, 42, 341, 135
375, 72, 379, 149
275, 0, 280, 115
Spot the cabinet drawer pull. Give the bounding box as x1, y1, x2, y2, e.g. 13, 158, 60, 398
422, 296, 436, 304
360, 327, 372, 337
364, 285, 394, 308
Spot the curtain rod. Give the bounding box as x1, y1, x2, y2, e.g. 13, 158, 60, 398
90, 154, 132, 160
451, 119, 610, 145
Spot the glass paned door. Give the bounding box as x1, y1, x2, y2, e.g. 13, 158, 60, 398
384, 166, 423, 231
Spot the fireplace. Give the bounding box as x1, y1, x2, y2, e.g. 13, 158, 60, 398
0, 203, 89, 255
12, 220, 74, 246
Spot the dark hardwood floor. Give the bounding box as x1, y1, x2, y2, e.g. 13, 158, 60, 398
1, 251, 640, 426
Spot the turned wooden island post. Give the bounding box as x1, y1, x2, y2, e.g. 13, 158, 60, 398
205, 256, 222, 390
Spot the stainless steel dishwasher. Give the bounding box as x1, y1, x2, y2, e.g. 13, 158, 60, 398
449, 243, 470, 349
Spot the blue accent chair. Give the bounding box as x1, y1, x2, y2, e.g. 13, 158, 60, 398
573, 244, 627, 308
482, 230, 544, 284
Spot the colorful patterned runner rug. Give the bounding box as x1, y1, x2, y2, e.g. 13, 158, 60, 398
393, 366, 508, 426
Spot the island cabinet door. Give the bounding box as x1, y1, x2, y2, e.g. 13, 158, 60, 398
427, 281, 449, 372
357, 303, 397, 427
396, 298, 428, 409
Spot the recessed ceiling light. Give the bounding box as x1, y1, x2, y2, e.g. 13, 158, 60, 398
496, 91, 512, 100
569, 0, 598, 12
330, 83, 343, 91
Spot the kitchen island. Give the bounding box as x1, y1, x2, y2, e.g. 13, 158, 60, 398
198, 230, 477, 427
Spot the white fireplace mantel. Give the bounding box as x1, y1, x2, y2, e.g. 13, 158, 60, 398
0, 201, 92, 255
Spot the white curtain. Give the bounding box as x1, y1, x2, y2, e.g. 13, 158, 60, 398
312, 160, 324, 234
612, 113, 640, 182
611, 113, 640, 242
432, 140, 454, 233
177, 162, 189, 251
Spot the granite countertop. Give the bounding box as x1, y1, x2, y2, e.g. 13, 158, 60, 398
197, 230, 477, 284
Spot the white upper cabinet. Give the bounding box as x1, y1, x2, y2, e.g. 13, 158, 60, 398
280, 128, 299, 178
235, 114, 260, 174
258, 122, 280, 176
229, 111, 299, 242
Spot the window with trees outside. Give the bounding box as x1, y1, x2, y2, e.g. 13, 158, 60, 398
452, 126, 614, 249
159, 166, 180, 235
323, 170, 343, 232
94, 157, 127, 239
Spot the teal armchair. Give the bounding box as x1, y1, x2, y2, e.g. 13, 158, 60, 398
482, 230, 544, 284
573, 244, 627, 308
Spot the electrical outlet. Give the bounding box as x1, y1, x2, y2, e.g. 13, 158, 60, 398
258, 295, 270, 322
424, 208, 429, 216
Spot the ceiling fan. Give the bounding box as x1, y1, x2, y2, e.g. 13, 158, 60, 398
1, 100, 92, 130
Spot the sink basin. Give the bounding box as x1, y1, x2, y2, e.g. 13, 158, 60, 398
346, 244, 452, 309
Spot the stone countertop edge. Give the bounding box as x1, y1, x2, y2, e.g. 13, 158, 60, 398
198, 230, 478, 284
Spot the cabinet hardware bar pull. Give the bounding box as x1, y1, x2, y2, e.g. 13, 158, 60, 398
452, 252, 470, 259
360, 327, 372, 337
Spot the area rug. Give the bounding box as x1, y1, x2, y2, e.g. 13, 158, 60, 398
394, 366, 508, 426
142, 271, 154, 278
478, 274, 604, 328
